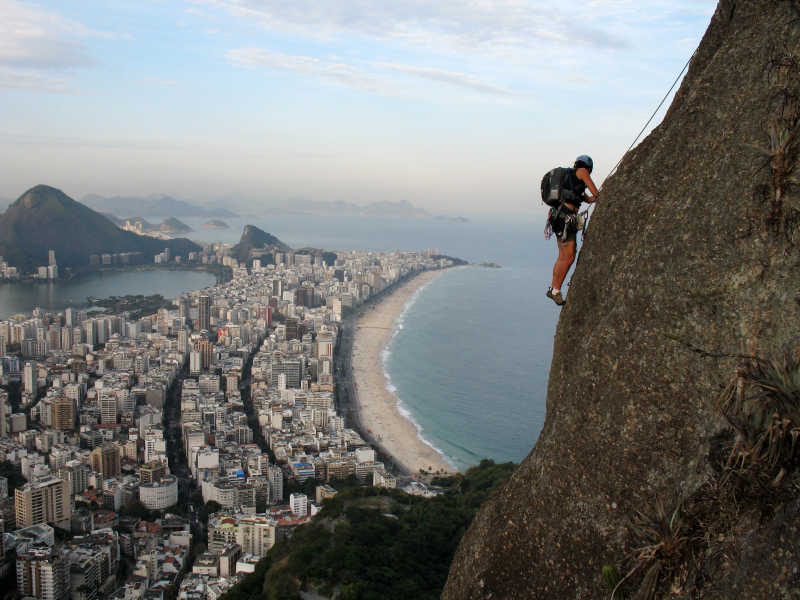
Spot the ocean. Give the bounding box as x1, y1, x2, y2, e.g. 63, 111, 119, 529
3, 210, 580, 470
180, 212, 576, 471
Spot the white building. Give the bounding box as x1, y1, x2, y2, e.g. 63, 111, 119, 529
139, 475, 178, 510
235, 515, 276, 558
289, 493, 308, 518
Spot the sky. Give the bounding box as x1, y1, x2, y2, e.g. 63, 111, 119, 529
0, 0, 716, 217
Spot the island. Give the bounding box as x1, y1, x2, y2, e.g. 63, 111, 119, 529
204, 219, 229, 229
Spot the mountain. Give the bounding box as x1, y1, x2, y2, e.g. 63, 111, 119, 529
0, 186, 201, 273
444, 1, 800, 598
231, 224, 292, 265
279, 198, 468, 221
159, 217, 192, 234
203, 219, 229, 229
82, 193, 237, 218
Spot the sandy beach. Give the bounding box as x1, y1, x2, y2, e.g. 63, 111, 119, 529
351, 270, 455, 476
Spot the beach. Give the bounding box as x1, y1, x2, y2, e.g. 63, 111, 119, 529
351, 270, 456, 476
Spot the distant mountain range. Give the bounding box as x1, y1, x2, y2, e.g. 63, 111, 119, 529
82, 193, 237, 218
279, 198, 469, 222
0, 186, 201, 273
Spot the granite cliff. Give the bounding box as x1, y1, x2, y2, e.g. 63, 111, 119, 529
444, 1, 800, 598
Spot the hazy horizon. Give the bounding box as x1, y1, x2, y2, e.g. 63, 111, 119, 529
0, 0, 715, 216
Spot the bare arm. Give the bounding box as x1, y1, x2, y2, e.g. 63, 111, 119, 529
576, 167, 600, 202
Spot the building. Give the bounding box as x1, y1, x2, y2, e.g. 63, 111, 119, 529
235, 515, 276, 558
15, 477, 72, 529
98, 391, 118, 425
51, 396, 75, 431
198, 295, 211, 331
268, 465, 283, 505
16, 543, 70, 600
91, 443, 121, 480
139, 475, 178, 510
139, 461, 166, 485
24, 361, 38, 395
289, 493, 308, 517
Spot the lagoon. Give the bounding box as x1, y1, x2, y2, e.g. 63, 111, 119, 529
0, 269, 216, 319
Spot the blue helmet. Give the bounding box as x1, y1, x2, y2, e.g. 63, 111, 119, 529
575, 155, 593, 173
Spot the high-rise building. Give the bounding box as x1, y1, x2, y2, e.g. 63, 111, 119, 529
59, 460, 90, 495
14, 476, 72, 529
0, 391, 9, 438
48, 249, 56, 266
51, 396, 75, 431
235, 515, 276, 557
91, 443, 121, 480
198, 295, 211, 331
23, 362, 37, 395
99, 390, 118, 425
196, 338, 213, 370
16, 543, 70, 600
139, 461, 166, 485
268, 465, 283, 505
59, 327, 73, 352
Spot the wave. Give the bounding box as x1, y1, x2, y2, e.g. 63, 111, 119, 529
380, 274, 458, 470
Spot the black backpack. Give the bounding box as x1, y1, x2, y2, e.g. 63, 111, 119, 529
540, 167, 578, 208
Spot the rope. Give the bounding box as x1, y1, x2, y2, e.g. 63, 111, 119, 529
604, 48, 699, 182
581, 47, 699, 238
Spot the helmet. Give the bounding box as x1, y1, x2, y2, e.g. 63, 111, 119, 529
575, 155, 593, 173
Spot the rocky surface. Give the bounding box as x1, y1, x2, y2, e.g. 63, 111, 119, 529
443, 1, 800, 598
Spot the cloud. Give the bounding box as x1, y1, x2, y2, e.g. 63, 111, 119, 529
0, 0, 129, 91
142, 77, 178, 87
207, 0, 632, 54
228, 48, 519, 98
373, 63, 516, 97
227, 48, 385, 93
0, 67, 69, 92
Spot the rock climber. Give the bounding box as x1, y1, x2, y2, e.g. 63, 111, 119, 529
546, 155, 600, 306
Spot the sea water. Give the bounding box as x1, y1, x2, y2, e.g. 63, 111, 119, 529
185, 212, 577, 470
7, 211, 577, 470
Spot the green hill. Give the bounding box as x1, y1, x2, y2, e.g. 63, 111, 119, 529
222, 460, 515, 600
0, 185, 201, 273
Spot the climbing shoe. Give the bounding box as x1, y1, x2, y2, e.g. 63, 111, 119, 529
546, 287, 565, 306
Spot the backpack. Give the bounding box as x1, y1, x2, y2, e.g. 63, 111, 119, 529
540, 167, 578, 208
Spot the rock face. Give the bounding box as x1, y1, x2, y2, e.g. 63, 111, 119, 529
231, 224, 292, 265
444, 1, 800, 598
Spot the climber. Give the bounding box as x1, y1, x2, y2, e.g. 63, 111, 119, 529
546, 155, 600, 306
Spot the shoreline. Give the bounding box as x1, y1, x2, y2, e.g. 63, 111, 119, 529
350, 269, 456, 476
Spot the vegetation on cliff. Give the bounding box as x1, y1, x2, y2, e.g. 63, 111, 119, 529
222, 459, 515, 600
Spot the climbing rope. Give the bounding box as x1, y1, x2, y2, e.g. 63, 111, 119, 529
605, 48, 699, 182
582, 47, 700, 239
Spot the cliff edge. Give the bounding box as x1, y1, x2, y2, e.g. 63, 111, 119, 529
444, 0, 800, 598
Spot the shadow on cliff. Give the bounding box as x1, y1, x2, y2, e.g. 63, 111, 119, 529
444, 0, 800, 598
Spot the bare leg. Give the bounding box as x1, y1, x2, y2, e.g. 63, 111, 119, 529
551, 240, 576, 290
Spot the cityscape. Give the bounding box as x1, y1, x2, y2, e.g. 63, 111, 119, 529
0, 242, 459, 600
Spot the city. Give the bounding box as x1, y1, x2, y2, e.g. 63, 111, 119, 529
0, 244, 459, 600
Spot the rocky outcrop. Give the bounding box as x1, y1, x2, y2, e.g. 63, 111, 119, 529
444, 0, 800, 598
231, 224, 291, 265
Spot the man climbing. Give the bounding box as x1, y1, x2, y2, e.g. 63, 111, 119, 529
546, 155, 600, 306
